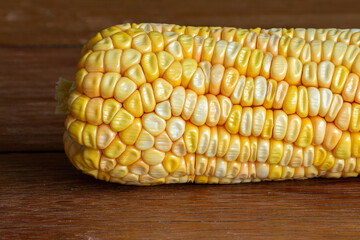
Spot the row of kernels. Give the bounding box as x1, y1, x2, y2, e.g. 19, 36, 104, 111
65, 130, 360, 184
86, 29, 360, 80
102, 24, 360, 46
78, 50, 359, 111
88, 25, 360, 62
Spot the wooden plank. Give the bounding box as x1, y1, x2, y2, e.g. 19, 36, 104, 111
1, 0, 360, 46
0, 47, 80, 152
1, 152, 360, 239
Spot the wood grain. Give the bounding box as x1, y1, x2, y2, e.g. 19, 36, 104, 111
1, 152, 360, 239
1, 0, 360, 46
0, 47, 80, 152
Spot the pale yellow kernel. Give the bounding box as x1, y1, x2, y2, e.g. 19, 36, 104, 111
252, 106, 266, 137
273, 81, 289, 109
311, 116, 327, 145
221, 67, 240, 97
268, 140, 284, 165
119, 118, 142, 145
319, 152, 335, 171
297, 86, 309, 118
166, 41, 183, 61
85, 51, 105, 72
271, 55, 288, 81
110, 108, 134, 132
109, 165, 128, 178
120, 49, 141, 73
290, 146, 303, 168
124, 64, 146, 86
69, 94, 90, 122
268, 34, 280, 56
333, 131, 351, 159
330, 66, 349, 94
335, 102, 351, 131
332, 42, 347, 66
241, 77, 254, 107
142, 148, 165, 166
325, 94, 343, 122
235, 47, 251, 75
239, 107, 253, 137
247, 49, 263, 78
178, 34, 194, 59
350, 103, 360, 132
129, 160, 149, 175
148, 31, 164, 53
295, 118, 313, 148
190, 95, 208, 126
283, 86, 297, 114
132, 34, 152, 54
181, 89, 198, 121
135, 129, 155, 150
285, 57, 302, 85
351, 133, 360, 157
206, 127, 218, 158
206, 94, 221, 127
310, 40, 321, 63
82, 124, 97, 149
139, 83, 156, 113
225, 135, 241, 162
193, 36, 205, 62
100, 72, 120, 99
255, 162, 269, 179
195, 155, 209, 175
279, 143, 293, 167
261, 110, 273, 139
322, 40, 335, 61
273, 110, 288, 140
141, 52, 159, 82
217, 127, 231, 158
104, 49, 121, 72
103, 136, 126, 159
184, 122, 199, 153
288, 37, 305, 58
230, 75, 246, 104
260, 53, 273, 79
302, 62, 318, 87
163, 61, 182, 86
153, 78, 173, 102
112, 32, 132, 49
102, 99, 121, 124
142, 113, 166, 136
97, 124, 116, 149
157, 51, 174, 76
218, 95, 233, 125
212, 40, 228, 65
342, 73, 359, 102
263, 79, 277, 109
123, 90, 143, 118
188, 68, 206, 95
209, 64, 225, 95
286, 114, 302, 143
117, 146, 141, 166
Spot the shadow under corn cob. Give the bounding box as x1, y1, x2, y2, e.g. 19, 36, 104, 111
57, 23, 360, 185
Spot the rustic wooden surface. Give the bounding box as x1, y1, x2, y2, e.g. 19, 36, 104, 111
1, 0, 360, 238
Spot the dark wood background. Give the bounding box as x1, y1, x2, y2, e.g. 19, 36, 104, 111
1, 0, 360, 239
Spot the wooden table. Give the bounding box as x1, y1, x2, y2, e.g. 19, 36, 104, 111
1, 0, 360, 238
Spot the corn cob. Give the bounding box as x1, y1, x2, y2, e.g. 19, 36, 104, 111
57, 23, 360, 185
